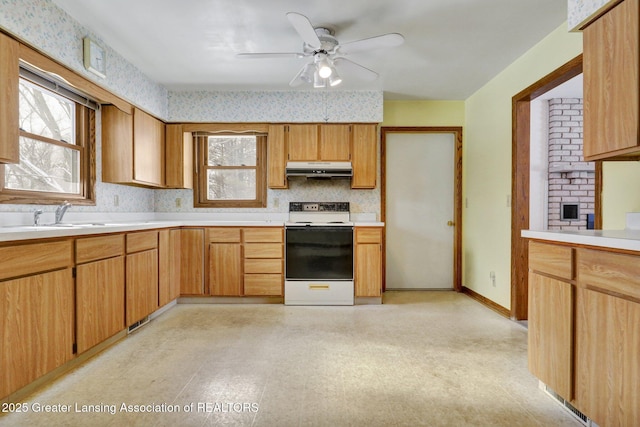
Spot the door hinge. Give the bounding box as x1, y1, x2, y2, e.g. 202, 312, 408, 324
72, 343, 77, 354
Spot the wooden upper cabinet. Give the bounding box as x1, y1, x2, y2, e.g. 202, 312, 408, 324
583, 0, 640, 160
319, 124, 351, 161
287, 124, 318, 161
165, 124, 193, 189
102, 105, 165, 187
351, 124, 377, 189
0, 32, 19, 164
268, 124, 288, 189
133, 108, 165, 186
266, 122, 377, 189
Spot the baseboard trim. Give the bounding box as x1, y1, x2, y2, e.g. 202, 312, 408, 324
178, 296, 284, 304
461, 286, 510, 318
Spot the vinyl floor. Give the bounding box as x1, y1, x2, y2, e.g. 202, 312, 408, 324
0, 291, 581, 426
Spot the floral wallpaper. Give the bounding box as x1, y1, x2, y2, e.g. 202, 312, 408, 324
0, 0, 382, 223
169, 90, 383, 123
567, 0, 618, 30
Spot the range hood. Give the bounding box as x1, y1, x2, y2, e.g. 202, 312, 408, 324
285, 161, 353, 179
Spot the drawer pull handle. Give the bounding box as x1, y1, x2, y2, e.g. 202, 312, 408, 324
309, 284, 330, 290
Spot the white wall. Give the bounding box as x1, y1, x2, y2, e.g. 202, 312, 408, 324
529, 99, 549, 230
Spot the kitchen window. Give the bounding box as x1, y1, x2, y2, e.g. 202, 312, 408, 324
194, 133, 267, 208
0, 71, 95, 205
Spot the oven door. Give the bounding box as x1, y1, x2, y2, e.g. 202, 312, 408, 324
285, 226, 354, 281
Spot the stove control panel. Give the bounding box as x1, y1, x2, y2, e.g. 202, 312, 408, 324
289, 202, 350, 213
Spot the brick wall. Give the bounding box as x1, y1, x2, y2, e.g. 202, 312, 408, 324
547, 98, 594, 231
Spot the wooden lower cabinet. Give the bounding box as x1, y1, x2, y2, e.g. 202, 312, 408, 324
180, 228, 205, 295
126, 249, 159, 325
76, 256, 125, 353
355, 227, 383, 297
528, 241, 640, 426
573, 248, 640, 426
159, 229, 181, 306
1, 268, 74, 399
208, 227, 283, 297
210, 242, 242, 296
527, 272, 573, 400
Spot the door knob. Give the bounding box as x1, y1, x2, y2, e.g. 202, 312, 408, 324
447, 221, 455, 227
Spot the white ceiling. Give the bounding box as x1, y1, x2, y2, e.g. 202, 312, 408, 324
51, 0, 568, 100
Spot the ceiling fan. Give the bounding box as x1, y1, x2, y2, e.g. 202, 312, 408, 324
237, 12, 405, 88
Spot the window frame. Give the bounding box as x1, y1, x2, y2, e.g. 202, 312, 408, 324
193, 132, 267, 208
0, 76, 96, 205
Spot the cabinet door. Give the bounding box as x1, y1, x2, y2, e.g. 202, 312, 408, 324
355, 240, 382, 297
180, 228, 205, 295
165, 124, 193, 189
575, 287, 640, 425
102, 105, 133, 183
319, 124, 351, 161
1, 269, 74, 399
267, 124, 288, 189
133, 108, 165, 186
126, 249, 159, 325
210, 243, 242, 296
159, 229, 181, 307
287, 124, 318, 161
351, 124, 377, 188
583, 0, 639, 160
527, 272, 573, 400
0, 32, 19, 164
76, 257, 125, 353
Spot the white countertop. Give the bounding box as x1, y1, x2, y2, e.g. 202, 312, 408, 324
522, 229, 640, 252
0, 220, 385, 242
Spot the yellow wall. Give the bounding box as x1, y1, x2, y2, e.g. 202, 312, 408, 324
463, 23, 583, 309
602, 162, 640, 228
382, 100, 465, 127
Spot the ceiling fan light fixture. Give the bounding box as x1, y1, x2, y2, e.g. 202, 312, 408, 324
315, 53, 333, 78
313, 69, 327, 88
329, 70, 342, 87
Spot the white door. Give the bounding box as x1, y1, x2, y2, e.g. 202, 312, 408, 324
386, 132, 455, 289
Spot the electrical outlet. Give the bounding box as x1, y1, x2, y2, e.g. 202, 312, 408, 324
273, 198, 279, 208
490, 271, 496, 287
506, 195, 511, 208
175, 198, 182, 208
113, 195, 119, 207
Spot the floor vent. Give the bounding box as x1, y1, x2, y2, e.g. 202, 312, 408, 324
128, 316, 150, 334
541, 382, 598, 426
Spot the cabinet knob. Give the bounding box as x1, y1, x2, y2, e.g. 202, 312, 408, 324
447, 221, 455, 227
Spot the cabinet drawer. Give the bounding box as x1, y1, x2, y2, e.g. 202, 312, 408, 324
356, 227, 382, 243
126, 230, 158, 253
529, 241, 574, 280
245, 258, 282, 274
577, 248, 640, 300
76, 234, 125, 264
244, 274, 282, 296
0, 240, 73, 281
209, 227, 241, 243
244, 243, 282, 259
243, 227, 283, 243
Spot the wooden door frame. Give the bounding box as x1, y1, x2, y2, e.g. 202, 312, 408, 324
381, 127, 463, 292
511, 54, 602, 320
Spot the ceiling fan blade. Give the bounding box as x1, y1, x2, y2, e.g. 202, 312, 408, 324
338, 33, 405, 54
237, 52, 305, 59
286, 12, 321, 49
333, 57, 379, 82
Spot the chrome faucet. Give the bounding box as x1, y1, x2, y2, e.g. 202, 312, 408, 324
33, 209, 43, 226
55, 201, 71, 224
